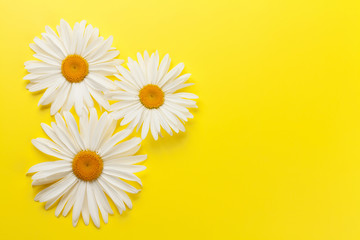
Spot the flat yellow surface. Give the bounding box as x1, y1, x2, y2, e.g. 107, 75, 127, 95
1, 0, 360, 239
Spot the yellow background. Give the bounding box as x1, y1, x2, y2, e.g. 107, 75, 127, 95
1, 0, 360, 239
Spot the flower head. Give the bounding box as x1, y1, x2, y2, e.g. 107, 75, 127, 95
25, 19, 123, 115
107, 51, 198, 140
27, 108, 146, 227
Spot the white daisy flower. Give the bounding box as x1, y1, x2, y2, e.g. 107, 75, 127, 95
27, 108, 146, 228
107, 51, 198, 140
24, 19, 123, 115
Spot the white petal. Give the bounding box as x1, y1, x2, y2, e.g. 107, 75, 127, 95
93, 180, 113, 214
27, 77, 61, 93
87, 182, 100, 228
97, 177, 126, 213
40, 123, 74, 158
38, 80, 63, 106
55, 183, 77, 217
35, 173, 77, 203
72, 181, 86, 227
141, 111, 150, 139
62, 182, 80, 217
103, 168, 142, 186
89, 112, 108, 151
98, 129, 131, 156
87, 86, 110, 110
150, 111, 159, 140
162, 73, 191, 92
102, 145, 141, 161
103, 155, 147, 165
127, 58, 147, 87
31, 138, 71, 160
85, 35, 113, 61
172, 92, 198, 99
165, 83, 194, 94
103, 163, 146, 173
82, 194, 90, 225
50, 81, 71, 115
63, 111, 85, 150
101, 174, 139, 194
27, 160, 70, 174
32, 166, 72, 185
33, 37, 62, 60
101, 138, 141, 160
51, 122, 78, 155
156, 54, 170, 85
86, 72, 116, 91
116, 65, 141, 89
158, 63, 184, 87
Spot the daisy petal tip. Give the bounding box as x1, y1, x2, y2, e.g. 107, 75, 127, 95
50, 108, 57, 116
136, 165, 147, 172
34, 194, 40, 202
60, 19, 68, 25
72, 221, 78, 228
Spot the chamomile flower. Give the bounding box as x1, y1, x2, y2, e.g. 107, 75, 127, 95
24, 19, 122, 115
107, 51, 198, 140
27, 108, 146, 228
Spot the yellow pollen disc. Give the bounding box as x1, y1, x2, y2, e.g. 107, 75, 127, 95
72, 151, 103, 181
61, 55, 89, 83
139, 84, 165, 109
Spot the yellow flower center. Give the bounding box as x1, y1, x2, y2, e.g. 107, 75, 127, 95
61, 55, 89, 83
139, 84, 165, 109
72, 151, 103, 181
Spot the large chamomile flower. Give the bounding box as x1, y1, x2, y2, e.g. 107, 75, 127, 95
27, 108, 146, 228
24, 19, 122, 115
107, 51, 198, 140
